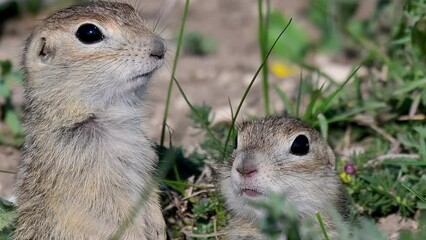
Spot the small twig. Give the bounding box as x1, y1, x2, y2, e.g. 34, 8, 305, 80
213, 217, 219, 240
398, 114, 426, 121
409, 92, 421, 118
342, 125, 352, 152
182, 230, 225, 238
354, 114, 400, 153
363, 154, 420, 168
195, 165, 211, 185
0, 169, 16, 174
370, 124, 400, 153
182, 189, 215, 201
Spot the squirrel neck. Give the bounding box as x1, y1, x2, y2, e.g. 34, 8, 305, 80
25, 89, 146, 126
22, 91, 154, 170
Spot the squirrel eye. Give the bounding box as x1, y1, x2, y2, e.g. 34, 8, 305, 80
76, 23, 104, 44
290, 135, 309, 156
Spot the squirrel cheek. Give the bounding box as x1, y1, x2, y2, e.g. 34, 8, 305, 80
230, 167, 241, 182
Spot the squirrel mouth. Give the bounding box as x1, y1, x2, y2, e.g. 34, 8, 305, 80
129, 70, 154, 82
241, 188, 263, 198
123, 69, 157, 93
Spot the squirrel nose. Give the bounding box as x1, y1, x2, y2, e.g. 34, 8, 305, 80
150, 37, 166, 60
236, 161, 258, 178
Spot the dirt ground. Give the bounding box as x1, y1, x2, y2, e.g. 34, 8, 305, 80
0, 0, 417, 238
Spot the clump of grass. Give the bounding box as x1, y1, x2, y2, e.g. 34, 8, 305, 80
160, 0, 190, 147
0, 197, 16, 239
0, 60, 24, 147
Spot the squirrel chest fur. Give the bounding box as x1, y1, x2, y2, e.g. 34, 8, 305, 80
14, 1, 166, 239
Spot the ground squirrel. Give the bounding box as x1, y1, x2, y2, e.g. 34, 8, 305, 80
220, 115, 348, 239
14, 1, 166, 239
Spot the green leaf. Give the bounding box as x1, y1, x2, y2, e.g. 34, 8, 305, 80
414, 126, 426, 159
421, 88, 426, 106
193, 198, 214, 219
0, 61, 12, 76
0, 197, 16, 232
5, 108, 22, 135
0, 83, 11, 97
412, 18, 426, 56
7, 71, 23, 84
307, 0, 342, 52
267, 11, 310, 61
418, 202, 426, 210
393, 78, 426, 95
183, 31, 217, 56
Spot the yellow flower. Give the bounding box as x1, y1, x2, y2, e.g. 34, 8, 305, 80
270, 61, 297, 78
340, 172, 352, 183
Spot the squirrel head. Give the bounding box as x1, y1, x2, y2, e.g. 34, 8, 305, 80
23, 1, 166, 109
220, 115, 339, 221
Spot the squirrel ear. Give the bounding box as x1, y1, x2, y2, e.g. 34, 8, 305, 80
38, 37, 54, 63
280, 110, 290, 118
326, 147, 336, 170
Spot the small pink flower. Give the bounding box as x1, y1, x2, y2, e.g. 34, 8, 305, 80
344, 163, 357, 175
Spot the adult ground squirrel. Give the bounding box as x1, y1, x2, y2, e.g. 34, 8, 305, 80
220, 115, 348, 239
14, 2, 166, 239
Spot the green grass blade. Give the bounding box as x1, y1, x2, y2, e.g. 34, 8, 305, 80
172, 77, 222, 147
401, 183, 426, 202
295, 72, 303, 117
221, 19, 293, 161
274, 84, 293, 115
313, 65, 361, 116
326, 102, 386, 124
393, 78, 426, 95
384, 160, 426, 166
297, 62, 337, 85
302, 86, 324, 123
258, 0, 272, 115
161, 179, 213, 190
315, 212, 330, 240
0, 169, 16, 174
160, 0, 190, 146
317, 113, 328, 140
414, 126, 426, 159
228, 97, 234, 119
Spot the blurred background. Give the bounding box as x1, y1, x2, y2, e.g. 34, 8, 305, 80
0, 0, 425, 239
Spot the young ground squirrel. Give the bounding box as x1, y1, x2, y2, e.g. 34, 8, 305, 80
14, 2, 166, 239
220, 115, 348, 239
